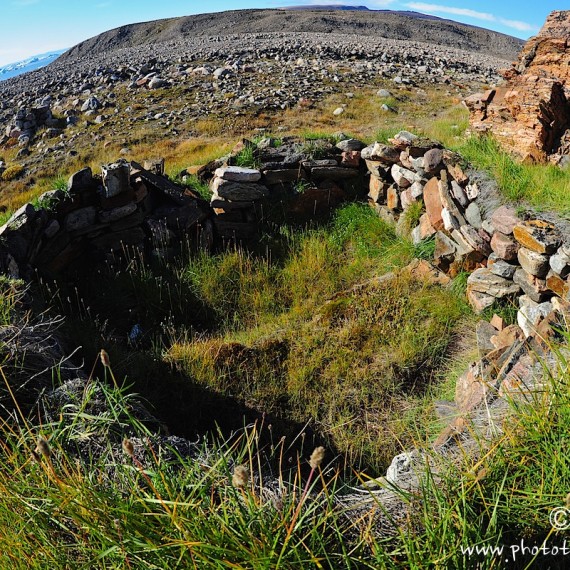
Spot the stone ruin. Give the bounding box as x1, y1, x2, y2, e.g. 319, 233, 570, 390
465, 10, 570, 164
0, 129, 569, 516
0, 136, 366, 280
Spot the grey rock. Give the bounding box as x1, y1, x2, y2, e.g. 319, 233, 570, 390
489, 259, 517, 280
1, 203, 36, 233
423, 148, 443, 173
464, 202, 483, 229
64, 206, 97, 232
441, 208, 460, 231
102, 160, 130, 198
549, 247, 570, 278
517, 247, 550, 279
81, 97, 100, 112
467, 268, 521, 298
386, 452, 414, 485
410, 180, 424, 199
476, 320, 497, 354
517, 296, 553, 338
44, 219, 60, 239
391, 164, 418, 188
214, 166, 261, 183
513, 268, 549, 303
310, 166, 359, 180
211, 178, 269, 201
98, 203, 138, 223
392, 131, 418, 145
336, 138, 365, 152
361, 143, 400, 164
148, 77, 168, 89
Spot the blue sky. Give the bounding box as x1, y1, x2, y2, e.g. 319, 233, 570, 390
0, 0, 562, 66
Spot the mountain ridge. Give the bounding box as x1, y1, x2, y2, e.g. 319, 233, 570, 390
59, 8, 523, 63
0, 50, 66, 81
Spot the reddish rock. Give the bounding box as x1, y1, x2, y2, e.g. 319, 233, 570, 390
490, 314, 506, 331
369, 176, 387, 203
490, 206, 521, 235
465, 11, 570, 163
455, 347, 508, 412
490, 324, 524, 350
467, 289, 496, 314
499, 355, 535, 399
460, 225, 492, 257
406, 259, 451, 286
400, 189, 414, 210
386, 185, 399, 210
423, 177, 444, 231
491, 231, 520, 261
423, 148, 443, 173
419, 213, 437, 240
341, 151, 361, 168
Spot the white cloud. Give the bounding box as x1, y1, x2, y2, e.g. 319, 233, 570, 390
405, 2, 536, 33
499, 18, 535, 32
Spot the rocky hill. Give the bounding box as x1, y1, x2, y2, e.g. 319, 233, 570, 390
59, 8, 523, 63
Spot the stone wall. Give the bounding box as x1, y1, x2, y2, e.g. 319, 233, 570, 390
0, 135, 368, 279
0, 130, 569, 505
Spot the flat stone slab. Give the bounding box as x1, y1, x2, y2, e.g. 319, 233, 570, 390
211, 178, 269, 201
467, 267, 521, 298
214, 166, 261, 183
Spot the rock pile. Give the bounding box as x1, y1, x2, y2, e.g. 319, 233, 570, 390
0, 135, 369, 275
362, 131, 569, 335
0, 160, 211, 279
197, 136, 365, 239
209, 165, 267, 241
357, 129, 569, 495
4, 104, 61, 150
465, 10, 570, 164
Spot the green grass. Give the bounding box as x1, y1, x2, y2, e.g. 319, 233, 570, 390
234, 144, 260, 169
1, 337, 569, 568
457, 136, 570, 215
0, 276, 24, 326
178, 173, 212, 201
166, 204, 470, 470
0, 374, 361, 569
415, 106, 570, 216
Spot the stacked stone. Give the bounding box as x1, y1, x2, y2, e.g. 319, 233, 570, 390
5, 105, 57, 146
210, 166, 268, 241
0, 159, 211, 278
361, 130, 569, 341
258, 137, 363, 219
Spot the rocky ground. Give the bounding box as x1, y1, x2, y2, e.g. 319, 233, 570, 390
0, 29, 513, 187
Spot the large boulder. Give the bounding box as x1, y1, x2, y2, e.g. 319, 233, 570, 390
465, 11, 570, 163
